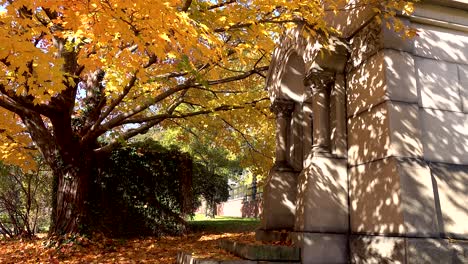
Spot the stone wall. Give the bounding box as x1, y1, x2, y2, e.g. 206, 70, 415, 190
346, 9, 468, 241
261, 1, 468, 262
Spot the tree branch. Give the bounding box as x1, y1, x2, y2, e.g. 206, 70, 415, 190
181, 0, 193, 12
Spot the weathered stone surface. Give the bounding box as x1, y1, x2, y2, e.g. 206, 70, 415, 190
416, 57, 462, 112
429, 162, 468, 239
255, 230, 290, 243
291, 232, 348, 264
330, 74, 347, 158
387, 102, 424, 159
295, 156, 348, 233
347, 50, 417, 117
350, 236, 405, 264
350, 158, 403, 236
348, 102, 390, 165
413, 2, 468, 27
397, 159, 439, 237
349, 158, 438, 237
406, 238, 452, 264
348, 101, 423, 165
324, 1, 375, 38
301, 100, 313, 167
177, 251, 194, 264
350, 236, 468, 264
459, 65, 468, 113
218, 240, 300, 261
413, 23, 468, 64
289, 103, 304, 171
420, 109, 468, 164
279, 52, 306, 102
260, 170, 297, 231
347, 18, 413, 73
347, 52, 386, 116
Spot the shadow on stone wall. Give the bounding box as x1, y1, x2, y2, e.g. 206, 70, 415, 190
345, 15, 468, 262
265, 9, 468, 262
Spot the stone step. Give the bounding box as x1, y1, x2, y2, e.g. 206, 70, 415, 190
218, 239, 300, 262
176, 251, 300, 264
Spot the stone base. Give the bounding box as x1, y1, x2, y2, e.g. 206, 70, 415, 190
295, 156, 348, 233
218, 239, 300, 262
291, 232, 348, 264
260, 169, 298, 230
350, 235, 468, 264
255, 229, 290, 243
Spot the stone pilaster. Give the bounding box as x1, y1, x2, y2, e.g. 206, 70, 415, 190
304, 71, 335, 157
270, 99, 295, 171
258, 99, 298, 234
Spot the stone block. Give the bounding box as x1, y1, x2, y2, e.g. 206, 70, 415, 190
429, 162, 468, 239
420, 109, 468, 164
294, 156, 348, 233
350, 236, 468, 264
348, 101, 425, 165
349, 158, 438, 237
220, 261, 257, 264
413, 2, 468, 27
177, 251, 194, 264
348, 102, 390, 165
384, 51, 418, 104
413, 23, 468, 65
324, 1, 375, 38
350, 236, 405, 264
260, 170, 297, 231
347, 50, 417, 116
255, 229, 289, 243
416, 57, 462, 112
347, 18, 413, 72
218, 240, 300, 261
349, 158, 404, 236
347, 52, 387, 116
387, 102, 424, 159
459, 65, 468, 113
397, 159, 439, 237
406, 238, 452, 264
279, 52, 305, 102
291, 232, 348, 264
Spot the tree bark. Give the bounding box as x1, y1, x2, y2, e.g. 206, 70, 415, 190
48, 152, 93, 235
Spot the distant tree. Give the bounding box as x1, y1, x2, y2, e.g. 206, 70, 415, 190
0, 160, 51, 238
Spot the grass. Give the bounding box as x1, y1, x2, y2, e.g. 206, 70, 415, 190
188, 214, 260, 233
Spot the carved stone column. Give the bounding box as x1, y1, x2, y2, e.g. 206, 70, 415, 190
304, 71, 335, 157
270, 99, 295, 171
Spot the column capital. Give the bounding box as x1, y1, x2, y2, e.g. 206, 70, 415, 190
270, 99, 295, 118
304, 71, 335, 93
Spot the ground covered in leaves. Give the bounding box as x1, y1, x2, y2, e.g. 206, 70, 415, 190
0, 216, 261, 263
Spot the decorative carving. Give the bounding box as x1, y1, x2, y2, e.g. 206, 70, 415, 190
270, 99, 295, 118
304, 71, 335, 91
346, 18, 383, 73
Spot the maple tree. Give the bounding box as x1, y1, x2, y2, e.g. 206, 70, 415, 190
0, 0, 415, 235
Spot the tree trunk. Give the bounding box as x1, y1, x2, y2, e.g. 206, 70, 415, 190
49, 154, 93, 235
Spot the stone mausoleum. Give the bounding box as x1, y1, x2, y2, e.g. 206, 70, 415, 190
259, 0, 468, 263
